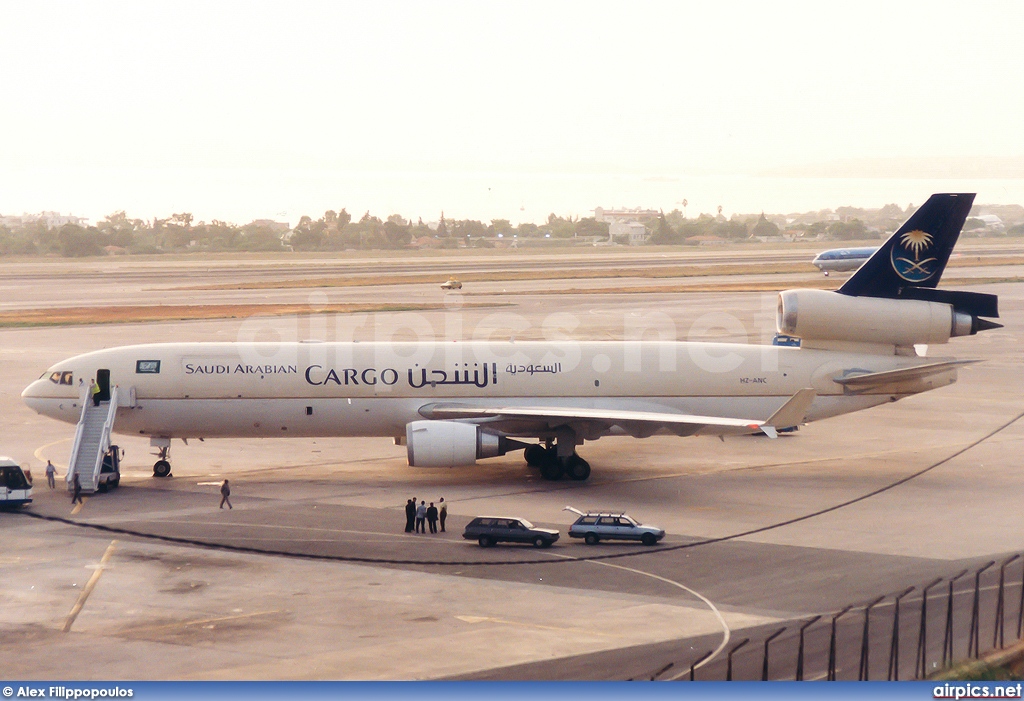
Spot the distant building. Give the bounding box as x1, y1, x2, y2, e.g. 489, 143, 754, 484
595, 207, 656, 246
249, 220, 290, 233
0, 212, 89, 229
975, 214, 1004, 231
593, 207, 659, 225
609, 220, 648, 245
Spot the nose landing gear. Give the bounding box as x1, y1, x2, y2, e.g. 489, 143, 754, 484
151, 439, 172, 478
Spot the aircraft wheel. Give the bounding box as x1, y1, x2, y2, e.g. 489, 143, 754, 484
523, 444, 546, 467
566, 455, 591, 481
539, 459, 564, 481
153, 460, 171, 478
584, 533, 599, 545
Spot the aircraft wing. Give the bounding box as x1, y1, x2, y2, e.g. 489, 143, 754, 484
421, 389, 817, 439
833, 360, 977, 394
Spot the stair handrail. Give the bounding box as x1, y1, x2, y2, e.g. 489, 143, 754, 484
65, 383, 92, 489
85, 386, 120, 489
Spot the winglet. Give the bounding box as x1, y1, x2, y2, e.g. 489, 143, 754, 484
761, 389, 817, 437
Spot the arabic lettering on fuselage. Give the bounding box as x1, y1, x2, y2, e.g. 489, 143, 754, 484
304, 363, 498, 389
504, 362, 562, 376
407, 363, 497, 389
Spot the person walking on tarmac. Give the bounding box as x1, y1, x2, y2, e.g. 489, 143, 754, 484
219, 479, 232, 509
439, 497, 448, 533
71, 473, 83, 505
90, 379, 101, 407
45, 460, 56, 489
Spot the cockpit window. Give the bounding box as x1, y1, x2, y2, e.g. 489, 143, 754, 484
49, 371, 73, 385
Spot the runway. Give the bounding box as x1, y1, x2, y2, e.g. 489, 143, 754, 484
2, 245, 1023, 679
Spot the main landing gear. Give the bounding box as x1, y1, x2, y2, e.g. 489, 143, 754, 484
524, 437, 591, 482
152, 440, 172, 478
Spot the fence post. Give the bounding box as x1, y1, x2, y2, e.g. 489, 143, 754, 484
916, 577, 944, 679
888, 586, 915, 680
828, 605, 853, 681
858, 595, 886, 681
943, 569, 970, 668
726, 638, 750, 681
761, 626, 787, 681
1018, 554, 1024, 640
969, 561, 996, 658
995, 555, 1020, 649
795, 615, 821, 681
688, 650, 712, 681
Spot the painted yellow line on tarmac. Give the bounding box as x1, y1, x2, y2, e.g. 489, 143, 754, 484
63, 540, 117, 633
34, 438, 71, 467
116, 610, 282, 635
71, 497, 88, 516
455, 614, 613, 636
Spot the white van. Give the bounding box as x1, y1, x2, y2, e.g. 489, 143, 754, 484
0, 457, 33, 509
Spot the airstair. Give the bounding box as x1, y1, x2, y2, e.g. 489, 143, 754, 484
67, 385, 119, 493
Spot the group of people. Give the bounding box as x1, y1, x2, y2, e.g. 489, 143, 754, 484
405, 497, 447, 534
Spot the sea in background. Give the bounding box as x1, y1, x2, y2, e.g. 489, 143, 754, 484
3, 168, 1024, 226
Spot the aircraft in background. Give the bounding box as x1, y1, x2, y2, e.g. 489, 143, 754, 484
23, 194, 999, 484
811, 246, 879, 275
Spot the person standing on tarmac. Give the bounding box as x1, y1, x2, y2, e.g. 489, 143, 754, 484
71, 473, 83, 505
415, 500, 427, 533
426, 502, 439, 534
404, 498, 416, 533
439, 497, 448, 532
45, 460, 56, 489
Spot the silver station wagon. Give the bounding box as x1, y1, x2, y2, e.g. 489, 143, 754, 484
565, 507, 665, 545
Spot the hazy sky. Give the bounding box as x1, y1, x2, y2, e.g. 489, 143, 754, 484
2, 1, 1023, 224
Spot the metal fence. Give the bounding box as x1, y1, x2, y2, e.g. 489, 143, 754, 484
637, 554, 1024, 681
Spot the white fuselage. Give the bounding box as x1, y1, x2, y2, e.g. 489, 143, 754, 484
21, 341, 954, 441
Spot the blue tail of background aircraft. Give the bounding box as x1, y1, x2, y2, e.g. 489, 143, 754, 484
838, 193, 999, 325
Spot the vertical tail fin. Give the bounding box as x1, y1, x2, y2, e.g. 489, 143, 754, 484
838, 193, 975, 299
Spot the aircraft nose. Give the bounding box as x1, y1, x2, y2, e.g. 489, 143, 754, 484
21, 379, 48, 410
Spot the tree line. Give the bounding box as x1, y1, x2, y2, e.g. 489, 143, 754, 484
0, 210, 612, 257
2, 203, 1021, 257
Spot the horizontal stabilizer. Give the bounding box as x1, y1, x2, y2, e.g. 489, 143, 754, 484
833, 360, 977, 391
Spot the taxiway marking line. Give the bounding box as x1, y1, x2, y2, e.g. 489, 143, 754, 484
156, 519, 467, 543
63, 539, 117, 633
71, 497, 88, 516
34, 438, 71, 468
116, 610, 282, 635
454, 615, 614, 637
546, 551, 730, 679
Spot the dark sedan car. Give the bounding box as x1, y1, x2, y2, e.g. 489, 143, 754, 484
463, 516, 559, 548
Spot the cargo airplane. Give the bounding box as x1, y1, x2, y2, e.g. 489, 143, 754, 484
23, 194, 1000, 482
